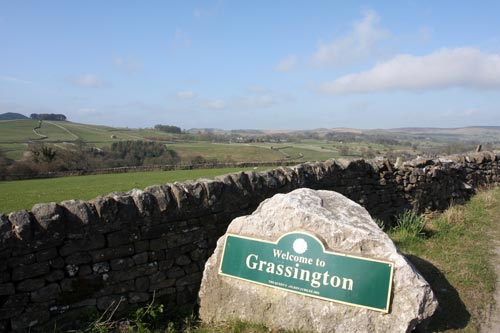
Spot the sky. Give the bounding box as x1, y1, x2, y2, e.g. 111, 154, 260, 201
1, 1, 500, 130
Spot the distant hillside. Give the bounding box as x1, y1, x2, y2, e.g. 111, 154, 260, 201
0, 112, 28, 120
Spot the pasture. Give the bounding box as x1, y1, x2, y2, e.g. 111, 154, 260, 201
0, 166, 273, 214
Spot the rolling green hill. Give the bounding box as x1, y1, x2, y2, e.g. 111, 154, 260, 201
2, 119, 500, 165
0, 119, 178, 159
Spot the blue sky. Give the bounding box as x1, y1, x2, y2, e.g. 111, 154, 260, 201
1, 1, 500, 130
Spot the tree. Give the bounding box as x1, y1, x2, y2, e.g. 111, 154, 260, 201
339, 145, 350, 156
154, 124, 182, 134
30, 144, 56, 163
30, 113, 67, 121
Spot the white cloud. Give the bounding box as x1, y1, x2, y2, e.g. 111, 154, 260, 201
463, 108, 481, 116
199, 87, 289, 111
113, 57, 143, 73
274, 55, 298, 72
203, 100, 226, 110
235, 90, 278, 109
69, 74, 106, 88
312, 9, 389, 67
176, 90, 197, 100
194, 1, 222, 18
318, 48, 500, 94
0, 75, 32, 85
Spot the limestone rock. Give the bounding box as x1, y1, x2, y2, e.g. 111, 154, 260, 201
199, 188, 437, 333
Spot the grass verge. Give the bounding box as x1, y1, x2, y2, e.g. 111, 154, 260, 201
389, 187, 500, 332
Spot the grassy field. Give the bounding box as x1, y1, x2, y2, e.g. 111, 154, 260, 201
170, 142, 284, 162
0, 166, 273, 214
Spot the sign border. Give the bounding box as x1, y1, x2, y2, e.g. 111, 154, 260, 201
218, 230, 394, 313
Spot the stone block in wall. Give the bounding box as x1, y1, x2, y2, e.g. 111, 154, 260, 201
30, 283, 61, 303
46, 269, 64, 283
91, 193, 138, 227
95, 280, 135, 297
78, 265, 93, 277
36, 248, 58, 262
184, 262, 200, 275
165, 243, 198, 260
107, 228, 140, 247
166, 266, 184, 279
12, 262, 50, 281
167, 231, 204, 249
129, 189, 157, 219
149, 250, 166, 261
59, 233, 105, 256
10, 307, 50, 330
8, 252, 36, 267
133, 252, 149, 265
176, 286, 198, 306
176, 272, 202, 289
31, 203, 65, 236
0, 283, 14, 296
175, 255, 191, 266
61, 199, 98, 232
143, 184, 176, 216
141, 223, 174, 240
245, 170, 267, 193
150, 238, 169, 251
96, 295, 127, 311
8, 210, 34, 241
155, 287, 175, 299
158, 259, 174, 271
129, 292, 150, 304
134, 240, 150, 253
2, 293, 29, 311
110, 257, 135, 271
90, 244, 135, 262
49, 257, 65, 269
0, 213, 13, 245
135, 276, 150, 292
149, 272, 175, 291
16, 278, 45, 292
65, 252, 92, 265
200, 179, 225, 212
109, 262, 158, 283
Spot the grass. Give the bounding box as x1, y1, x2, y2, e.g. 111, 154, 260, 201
0, 120, 177, 157
170, 143, 284, 162
0, 143, 27, 159
0, 166, 273, 214
389, 187, 500, 332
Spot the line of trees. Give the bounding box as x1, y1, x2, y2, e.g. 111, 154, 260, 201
154, 124, 182, 134
30, 113, 67, 121
0, 141, 182, 180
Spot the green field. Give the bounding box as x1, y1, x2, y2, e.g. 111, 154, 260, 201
0, 120, 176, 151
0, 166, 273, 214
170, 142, 284, 162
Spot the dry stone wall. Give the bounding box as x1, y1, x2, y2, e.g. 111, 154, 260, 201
0, 151, 499, 332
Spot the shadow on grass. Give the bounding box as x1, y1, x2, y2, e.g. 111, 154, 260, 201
405, 254, 471, 332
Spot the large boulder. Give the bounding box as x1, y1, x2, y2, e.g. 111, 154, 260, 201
199, 188, 437, 332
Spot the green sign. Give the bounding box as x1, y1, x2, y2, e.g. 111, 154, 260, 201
219, 232, 394, 312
